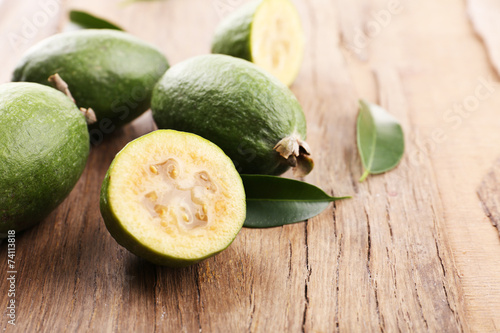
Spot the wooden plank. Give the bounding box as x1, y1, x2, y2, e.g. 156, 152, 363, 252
394, 1, 500, 330
1, 0, 500, 331
338, 0, 500, 330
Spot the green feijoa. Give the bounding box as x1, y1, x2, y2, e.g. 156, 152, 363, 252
12, 29, 169, 138
151, 54, 312, 176
0, 82, 89, 236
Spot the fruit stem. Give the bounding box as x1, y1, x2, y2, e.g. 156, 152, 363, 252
359, 170, 370, 182
48, 73, 75, 103
274, 134, 314, 177
48, 73, 97, 125
80, 108, 97, 125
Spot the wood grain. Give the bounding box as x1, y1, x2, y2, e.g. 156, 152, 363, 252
469, 0, 500, 239
477, 159, 500, 237
1, 0, 500, 331
468, 0, 500, 76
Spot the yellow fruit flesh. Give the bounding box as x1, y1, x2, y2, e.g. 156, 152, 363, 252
141, 159, 221, 234
107, 131, 245, 260
251, 0, 304, 86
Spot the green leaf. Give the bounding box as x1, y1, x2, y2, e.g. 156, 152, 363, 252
242, 175, 350, 228
356, 99, 405, 182
68, 10, 124, 31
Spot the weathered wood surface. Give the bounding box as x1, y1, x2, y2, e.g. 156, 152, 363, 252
478, 158, 500, 237
1, 0, 500, 331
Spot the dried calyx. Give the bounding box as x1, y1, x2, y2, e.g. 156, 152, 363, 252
48, 73, 96, 125
274, 134, 314, 177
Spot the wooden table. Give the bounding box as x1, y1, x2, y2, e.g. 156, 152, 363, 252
1, 0, 500, 331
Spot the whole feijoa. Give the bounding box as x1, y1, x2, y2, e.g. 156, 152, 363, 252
12, 29, 169, 137
151, 54, 312, 176
0, 82, 89, 236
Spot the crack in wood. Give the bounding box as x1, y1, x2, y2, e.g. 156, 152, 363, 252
334, 234, 342, 333
194, 267, 202, 333
395, 316, 402, 333
332, 200, 338, 239
430, 203, 465, 333
301, 221, 311, 333
434, 238, 447, 279
478, 195, 499, 232
374, 284, 385, 333
411, 266, 429, 331
364, 208, 385, 332
385, 205, 394, 241
433, 236, 463, 332
247, 282, 255, 333
364, 208, 372, 273
152, 265, 158, 333
174, 283, 184, 331
383, 184, 394, 241
477, 157, 500, 238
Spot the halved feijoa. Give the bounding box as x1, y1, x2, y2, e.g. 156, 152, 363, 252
100, 130, 246, 267
211, 0, 304, 86
0, 82, 89, 236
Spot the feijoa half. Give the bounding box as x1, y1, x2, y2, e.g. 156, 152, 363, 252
100, 130, 246, 267
0, 82, 89, 236
211, 0, 304, 86
12, 29, 169, 136
151, 54, 313, 176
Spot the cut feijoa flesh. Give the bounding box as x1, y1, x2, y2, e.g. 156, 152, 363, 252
0, 82, 89, 236
211, 0, 304, 86
100, 130, 246, 267
151, 54, 313, 176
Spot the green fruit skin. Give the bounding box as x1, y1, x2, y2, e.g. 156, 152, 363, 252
12, 29, 169, 130
211, 1, 260, 61
0, 82, 89, 235
151, 54, 307, 175
100, 131, 242, 267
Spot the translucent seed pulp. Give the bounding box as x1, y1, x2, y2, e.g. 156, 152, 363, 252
139, 157, 221, 236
